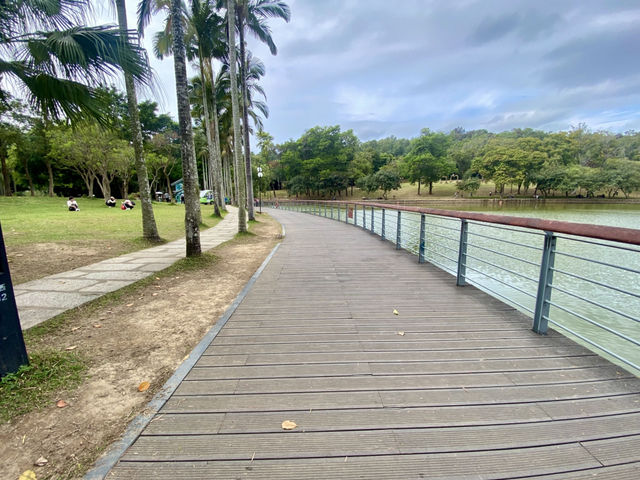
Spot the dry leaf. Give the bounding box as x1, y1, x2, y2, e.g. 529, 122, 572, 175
138, 381, 150, 392
65, 345, 77, 351
19, 470, 37, 480
56, 400, 68, 408
126, 303, 134, 307
397, 331, 405, 336
93, 324, 102, 328
155, 277, 160, 280
152, 293, 158, 296
393, 309, 399, 315
34, 457, 48, 467
281, 420, 297, 430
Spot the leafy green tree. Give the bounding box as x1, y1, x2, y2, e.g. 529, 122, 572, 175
357, 167, 401, 199
602, 158, 640, 198
456, 178, 480, 197
0, 0, 151, 124
403, 131, 453, 194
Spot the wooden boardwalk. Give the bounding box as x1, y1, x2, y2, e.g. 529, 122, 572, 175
108, 208, 640, 479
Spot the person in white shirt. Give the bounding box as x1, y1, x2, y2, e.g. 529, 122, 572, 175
67, 197, 79, 211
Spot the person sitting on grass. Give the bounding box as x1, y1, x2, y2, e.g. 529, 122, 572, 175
67, 196, 79, 211
106, 196, 116, 208
121, 198, 135, 210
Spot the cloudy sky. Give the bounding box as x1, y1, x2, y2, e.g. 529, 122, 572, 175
119, 0, 640, 145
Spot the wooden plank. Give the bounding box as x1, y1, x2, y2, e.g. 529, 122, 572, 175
211, 331, 543, 345
110, 444, 600, 479
582, 434, 640, 466
144, 396, 640, 436
126, 413, 640, 461
205, 337, 576, 355
524, 463, 640, 479
161, 391, 383, 413
233, 346, 598, 366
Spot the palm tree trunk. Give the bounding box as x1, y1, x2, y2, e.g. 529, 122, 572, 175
205, 59, 226, 213
228, 0, 247, 232
198, 55, 221, 217
171, 0, 202, 256
238, 13, 255, 220
115, 0, 160, 242
224, 154, 233, 205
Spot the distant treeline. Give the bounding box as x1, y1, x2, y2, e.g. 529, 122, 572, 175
254, 125, 640, 199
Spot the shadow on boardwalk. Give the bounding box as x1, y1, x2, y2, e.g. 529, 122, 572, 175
103, 208, 640, 479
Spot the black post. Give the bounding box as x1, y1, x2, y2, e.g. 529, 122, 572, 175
0, 222, 29, 376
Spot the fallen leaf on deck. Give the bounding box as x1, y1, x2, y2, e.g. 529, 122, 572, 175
126, 303, 134, 307
65, 345, 77, 351
152, 293, 158, 296
281, 420, 297, 430
19, 470, 37, 480
71, 326, 81, 332
397, 331, 405, 336
138, 381, 150, 392
56, 400, 68, 408
393, 309, 399, 315
34, 457, 48, 467
93, 324, 102, 328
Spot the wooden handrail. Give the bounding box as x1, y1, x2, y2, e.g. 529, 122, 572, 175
277, 200, 640, 246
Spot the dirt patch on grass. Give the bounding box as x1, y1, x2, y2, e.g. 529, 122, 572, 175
7, 241, 139, 286
0, 214, 281, 480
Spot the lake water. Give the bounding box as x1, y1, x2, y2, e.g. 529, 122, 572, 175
324, 201, 640, 375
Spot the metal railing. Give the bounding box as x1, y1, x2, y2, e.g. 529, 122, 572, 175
272, 199, 640, 375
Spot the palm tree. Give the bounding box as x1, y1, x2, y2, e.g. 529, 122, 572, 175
0, 0, 152, 124
139, 0, 202, 255
186, 0, 226, 216
145, 0, 227, 216
227, 0, 247, 232
113, 0, 161, 242
236, 0, 290, 219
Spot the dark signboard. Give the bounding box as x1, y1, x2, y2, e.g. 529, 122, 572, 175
0, 222, 29, 376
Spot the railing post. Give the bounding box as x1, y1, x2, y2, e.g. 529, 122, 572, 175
362, 205, 367, 230
345, 204, 349, 224
324, 203, 327, 217
354, 204, 358, 226
371, 206, 375, 234
418, 214, 426, 263
381, 209, 386, 240
396, 211, 402, 250
533, 231, 557, 334
456, 219, 469, 286
331, 204, 334, 219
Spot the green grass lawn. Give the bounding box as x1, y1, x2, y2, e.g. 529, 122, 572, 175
0, 196, 221, 248
269, 180, 499, 201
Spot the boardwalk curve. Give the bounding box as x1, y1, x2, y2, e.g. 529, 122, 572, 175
105, 208, 640, 479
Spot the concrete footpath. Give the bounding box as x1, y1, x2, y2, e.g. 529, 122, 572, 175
14, 207, 238, 330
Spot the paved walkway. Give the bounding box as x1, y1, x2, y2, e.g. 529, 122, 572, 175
104, 208, 640, 479
15, 207, 239, 330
